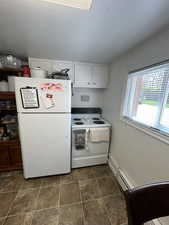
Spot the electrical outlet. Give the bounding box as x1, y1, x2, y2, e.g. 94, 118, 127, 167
81, 95, 90, 102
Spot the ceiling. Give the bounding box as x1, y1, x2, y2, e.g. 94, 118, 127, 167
0, 0, 169, 63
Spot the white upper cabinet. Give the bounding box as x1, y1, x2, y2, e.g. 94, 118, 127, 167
29, 58, 52, 73
74, 63, 109, 88
29, 58, 109, 88
74, 63, 93, 88
51, 60, 74, 83
92, 65, 109, 88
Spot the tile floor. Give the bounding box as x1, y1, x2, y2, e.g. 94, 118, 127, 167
0, 165, 127, 225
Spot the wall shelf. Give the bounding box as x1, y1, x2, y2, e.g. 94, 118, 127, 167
0, 92, 15, 99
0, 91, 22, 171
0, 139, 20, 146
0, 68, 22, 73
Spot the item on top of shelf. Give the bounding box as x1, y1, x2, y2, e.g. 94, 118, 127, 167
1, 125, 9, 141
0, 101, 7, 107
8, 76, 16, 91
0, 100, 15, 109
5, 100, 16, 109
1, 114, 17, 124
0, 80, 9, 91
30, 67, 47, 78
0, 55, 21, 68
22, 66, 30, 77
48, 68, 70, 80
0, 126, 4, 140
2, 132, 9, 141
6, 123, 18, 139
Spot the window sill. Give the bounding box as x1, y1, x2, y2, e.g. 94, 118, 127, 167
120, 117, 169, 146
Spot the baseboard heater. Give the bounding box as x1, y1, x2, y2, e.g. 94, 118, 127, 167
116, 169, 134, 190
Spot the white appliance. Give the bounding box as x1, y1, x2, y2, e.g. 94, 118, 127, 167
15, 77, 71, 179
71, 108, 111, 168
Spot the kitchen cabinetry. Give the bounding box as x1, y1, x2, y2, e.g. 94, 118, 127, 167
51, 60, 74, 82
0, 89, 22, 171
28, 58, 109, 88
0, 145, 10, 169
29, 58, 52, 73
0, 140, 22, 171
92, 65, 109, 88
74, 63, 109, 88
74, 63, 93, 87
9, 142, 22, 168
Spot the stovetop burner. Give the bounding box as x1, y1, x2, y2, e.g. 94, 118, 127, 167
75, 122, 84, 125
73, 118, 81, 121
92, 118, 100, 120
93, 121, 105, 124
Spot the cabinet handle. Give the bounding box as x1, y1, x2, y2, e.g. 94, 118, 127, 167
93, 82, 96, 85
88, 82, 90, 85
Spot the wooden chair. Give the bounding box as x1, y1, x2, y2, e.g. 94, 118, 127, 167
124, 182, 169, 225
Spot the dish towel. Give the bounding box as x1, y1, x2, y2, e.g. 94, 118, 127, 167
74, 129, 88, 150
90, 127, 110, 142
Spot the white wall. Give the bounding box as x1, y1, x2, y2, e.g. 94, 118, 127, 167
72, 88, 104, 108
103, 27, 169, 189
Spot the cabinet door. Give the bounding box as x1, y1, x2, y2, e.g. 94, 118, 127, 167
92, 65, 109, 88
9, 144, 22, 169
51, 60, 74, 83
0, 145, 10, 169
29, 58, 52, 73
74, 63, 92, 88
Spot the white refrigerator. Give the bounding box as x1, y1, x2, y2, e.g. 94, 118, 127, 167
15, 77, 71, 179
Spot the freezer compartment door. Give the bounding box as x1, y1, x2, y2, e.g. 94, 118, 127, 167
18, 113, 71, 178
15, 77, 71, 113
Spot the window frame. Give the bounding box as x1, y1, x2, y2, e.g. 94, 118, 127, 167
122, 61, 169, 139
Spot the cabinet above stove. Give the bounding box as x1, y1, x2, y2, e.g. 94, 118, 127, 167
29, 58, 109, 89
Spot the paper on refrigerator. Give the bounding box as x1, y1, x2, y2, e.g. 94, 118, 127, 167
39, 82, 64, 109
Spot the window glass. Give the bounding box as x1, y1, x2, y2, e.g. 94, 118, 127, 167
123, 63, 169, 134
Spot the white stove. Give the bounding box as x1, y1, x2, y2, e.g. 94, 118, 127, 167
71, 108, 111, 169
71, 114, 111, 128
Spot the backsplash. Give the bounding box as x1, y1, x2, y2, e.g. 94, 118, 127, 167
72, 88, 104, 108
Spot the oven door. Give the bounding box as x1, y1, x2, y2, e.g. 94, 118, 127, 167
72, 127, 110, 158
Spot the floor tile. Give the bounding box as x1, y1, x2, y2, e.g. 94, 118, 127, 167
79, 179, 101, 201
0, 192, 17, 217
3, 213, 33, 225
60, 173, 76, 184
0, 170, 22, 178
92, 165, 112, 178
59, 203, 84, 225
0, 171, 11, 177
97, 177, 120, 197
0, 218, 6, 225
20, 178, 42, 190
36, 186, 59, 210
98, 195, 127, 225
83, 200, 111, 225
0, 166, 125, 225
73, 167, 94, 181
31, 208, 59, 225
8, 189, 39, 216
60, 182, 81, 206
0, 175, 23, 193
41, 175, 60, 188
10, 170, 23, 176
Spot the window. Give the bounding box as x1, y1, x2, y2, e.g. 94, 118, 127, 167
123, 62, 169, 135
